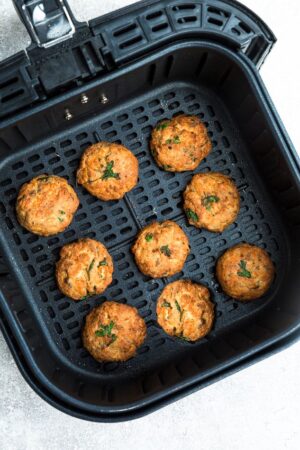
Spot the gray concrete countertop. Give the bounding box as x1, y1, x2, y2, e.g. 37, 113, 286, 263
0, 1, 299, 449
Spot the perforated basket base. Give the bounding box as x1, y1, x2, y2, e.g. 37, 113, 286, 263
0, 80, 287, 380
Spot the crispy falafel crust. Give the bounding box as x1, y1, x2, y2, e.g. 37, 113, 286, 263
77, 142, 138, 201
56, 238, 113, 300
156, 280, 214, 341
82, 301, 147, 362
216, 243, 275, 301
16, 174, 79, 236
132, 221, 190, 278
150, 115, 211, 172
184, 172, 240, 232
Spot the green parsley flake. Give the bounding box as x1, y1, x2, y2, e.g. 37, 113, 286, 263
59, 210, 65, 215
160, 245, 171, 257
151, 148, 158, 158
95, 321, 117, 343
88, 259, 95, 272
165, 136, 181, 145
98, 258, 107, 267
175, 300, 183, 321
186, 209, 199, 222
108, 334, 117, 346
57, 217, 64, 222
102, 161, 120, 180
162, 301, 171, 308
95, 321, 114, 337
237, 260, 252, 278
156, 121, 170, 131
202, 195, 220, 211
145, 233, 153, 242
86, 259, 95, 280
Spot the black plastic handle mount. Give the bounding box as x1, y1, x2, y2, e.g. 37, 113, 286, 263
0, 0, 276, 119
12, 0, 80, 47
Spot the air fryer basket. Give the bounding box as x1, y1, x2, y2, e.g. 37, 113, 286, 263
0, 0, 299, 421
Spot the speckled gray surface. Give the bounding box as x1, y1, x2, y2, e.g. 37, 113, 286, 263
0, 1, 300, 449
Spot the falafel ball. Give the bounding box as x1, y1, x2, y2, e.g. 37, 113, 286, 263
156, 280, 214, 341
76, 142, 139, 201
183, 172, 240, 232
132, 221, 190, 278
150, 115, 212, 172
82, 301, 147, 362
216, 243, 275, 301
56, 238, 113, 300
16, 174, 79, 236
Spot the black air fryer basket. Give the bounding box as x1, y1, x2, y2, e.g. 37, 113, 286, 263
0, 0, 299, 421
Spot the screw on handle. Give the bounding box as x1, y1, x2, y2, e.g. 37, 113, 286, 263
12, 0, 79, 48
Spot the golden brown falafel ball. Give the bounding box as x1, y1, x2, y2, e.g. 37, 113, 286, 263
156, 280, 214, 341
150, 115, 212, 172
56, 238, 113, 301
183, 172, 240, 232
131, 221, 190, 278
216, 243, 275, 301
82, 301, 147, 362
16, 174, 79, 236
76, 142, 138, 201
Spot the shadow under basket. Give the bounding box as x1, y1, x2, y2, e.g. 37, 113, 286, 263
0, 2, 300, 422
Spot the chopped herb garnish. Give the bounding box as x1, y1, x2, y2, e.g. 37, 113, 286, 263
95, 321, 117, 343
151, 148, 158, 158
98, 258, 107, 267
57, 217, 64, 222
162, 301, 171, 308
162, 164, 172, 170
237, 260, 252, 278
165, 136, 181, 145
160, 245, 171, 257
88, 259, 95, 273
95, 321, 114, 337
175, 300, 183, 321
38, 176, 49, 182
175, 300, 181, 312
101, 161, 120, 180
202, 195, 220, 211
156, 121, 170, 131
186, 209, 199, 222
86, 259, 95, 280
59, 210, 65, 215
145, 233, 153, 242
107, 334, 117, 346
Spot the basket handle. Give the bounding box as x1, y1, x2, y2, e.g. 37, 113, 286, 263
12, 0, 81, 48
1, 0, 277, 119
